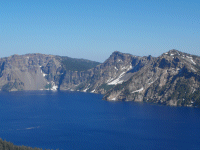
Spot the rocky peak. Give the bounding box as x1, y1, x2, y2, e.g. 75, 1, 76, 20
0, 50, 200, 108
103, 50, 200, 107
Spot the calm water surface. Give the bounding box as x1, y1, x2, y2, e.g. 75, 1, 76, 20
0, 91, 200, 150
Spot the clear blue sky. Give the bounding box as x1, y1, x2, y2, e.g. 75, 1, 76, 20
1, 0, 200, 62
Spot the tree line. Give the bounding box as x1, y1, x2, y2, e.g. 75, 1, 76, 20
0, 138, 61, 150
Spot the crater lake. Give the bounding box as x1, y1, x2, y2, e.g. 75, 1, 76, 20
0, 91, 200, 150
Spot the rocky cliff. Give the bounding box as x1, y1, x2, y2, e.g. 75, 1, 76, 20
103, 50, 200, 107
0, 54, 100, 91
0, 50, 200, 107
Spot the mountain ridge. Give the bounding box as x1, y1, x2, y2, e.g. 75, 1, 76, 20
0, 50, 200, 107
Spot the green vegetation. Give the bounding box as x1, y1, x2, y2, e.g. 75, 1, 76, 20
112, 81, 127, 92
0, 138, 61, 150
99, 84, 115, 91
76, 83, 87, 91
158, 85, 167, 96
0, 138, 42, 150
61, 57, 100, 71
1, 83, 13, 91
189, 89, 200, 107
123, 88, 131, 95
2, 81, 24, 91
171, 80, 190, 99
44, 83, 52, 90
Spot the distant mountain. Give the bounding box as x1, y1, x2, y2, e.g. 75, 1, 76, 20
0, 50, 200, 107
0, 54, 100, 91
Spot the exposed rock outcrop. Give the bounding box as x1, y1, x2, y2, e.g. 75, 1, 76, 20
0, 49, 200, 107
0, 54, 100, 91
103, 50, 200, 107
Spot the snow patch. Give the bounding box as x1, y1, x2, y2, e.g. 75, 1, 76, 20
132, 87, 144, 93
190, 59, 196, 65
51, 85, 58, 91
91, 89, 95, 93
117, 80, 124, 84
111, 97, 117, 101
170, 53, 174, 56
148, 81, 154, 85
41, 69, 47, 77
106, 78, 114, 83
127, 65, 132, 71
186, 56, 196, 65
107, 72, 126, 85
50, 81, 58, 91
191, 67, 197, 72
121, 66, 126, 70
43, 73, 47, 77
83, 88, 89, 92
114, 67, 118, 70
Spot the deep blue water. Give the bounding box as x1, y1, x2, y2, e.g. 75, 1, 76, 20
0, 91, 200, 150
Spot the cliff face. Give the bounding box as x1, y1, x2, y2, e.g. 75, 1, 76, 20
59, 51, 154, 94
103, 50, 200, 107
0, 50, 200, 107
0, 54, 99, 91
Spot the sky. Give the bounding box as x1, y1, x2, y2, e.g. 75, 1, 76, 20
1, 0, 200, 62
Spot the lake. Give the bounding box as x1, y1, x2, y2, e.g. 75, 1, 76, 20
0, 91, 200, 150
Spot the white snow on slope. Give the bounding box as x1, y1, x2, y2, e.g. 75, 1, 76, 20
108, 72, 126, 85
40, 70, 47, 77
106, 78, 114, 83
148, 81, 154, 85
190, 59, 196, 65
191, 67, 197, 72
121, 66, 126, 70
83, 88, 89, 92
132, 87, 144, 93
127, 65, 132, 71
43, 73, 47, 77
186, 56, 196, 65
111, 97, 117, 101
50, 81, 58, 91
51, 85, 58, 91
91, 89, 95, 93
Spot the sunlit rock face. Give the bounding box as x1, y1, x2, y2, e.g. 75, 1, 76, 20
103, 50, 200, 107
0, 53, 100, 91
0, 49, 200, 107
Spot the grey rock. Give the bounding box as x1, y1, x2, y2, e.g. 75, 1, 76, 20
1, 49, 200, 108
